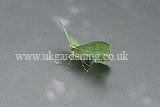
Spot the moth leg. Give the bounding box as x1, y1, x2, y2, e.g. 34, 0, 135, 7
83, 61, 91, 66
56, 59, 66, 64
81, 61, 88, 72
64, 59, 71, 72
64, 55, 72, 72
56, 54, 70, 64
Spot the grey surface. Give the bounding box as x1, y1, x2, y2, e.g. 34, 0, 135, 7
0, 0, 160, 107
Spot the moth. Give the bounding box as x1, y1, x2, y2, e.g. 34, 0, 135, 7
57, 18, 111, 72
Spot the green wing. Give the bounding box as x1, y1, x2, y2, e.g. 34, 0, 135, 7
58, 18, 80, 48
72, 41, 111, 62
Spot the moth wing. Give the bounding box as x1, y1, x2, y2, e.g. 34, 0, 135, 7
72, 41, 111, 62
58, 18, 80, 48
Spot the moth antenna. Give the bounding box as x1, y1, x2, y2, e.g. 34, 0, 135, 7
72, 47, 88, 54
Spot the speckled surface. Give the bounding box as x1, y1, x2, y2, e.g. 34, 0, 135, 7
0, 0, 160, 107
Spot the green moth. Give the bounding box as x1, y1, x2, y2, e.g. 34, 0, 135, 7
57, 18, 111, 72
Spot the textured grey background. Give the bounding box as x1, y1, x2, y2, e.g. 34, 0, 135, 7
0, 0, 160, 107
